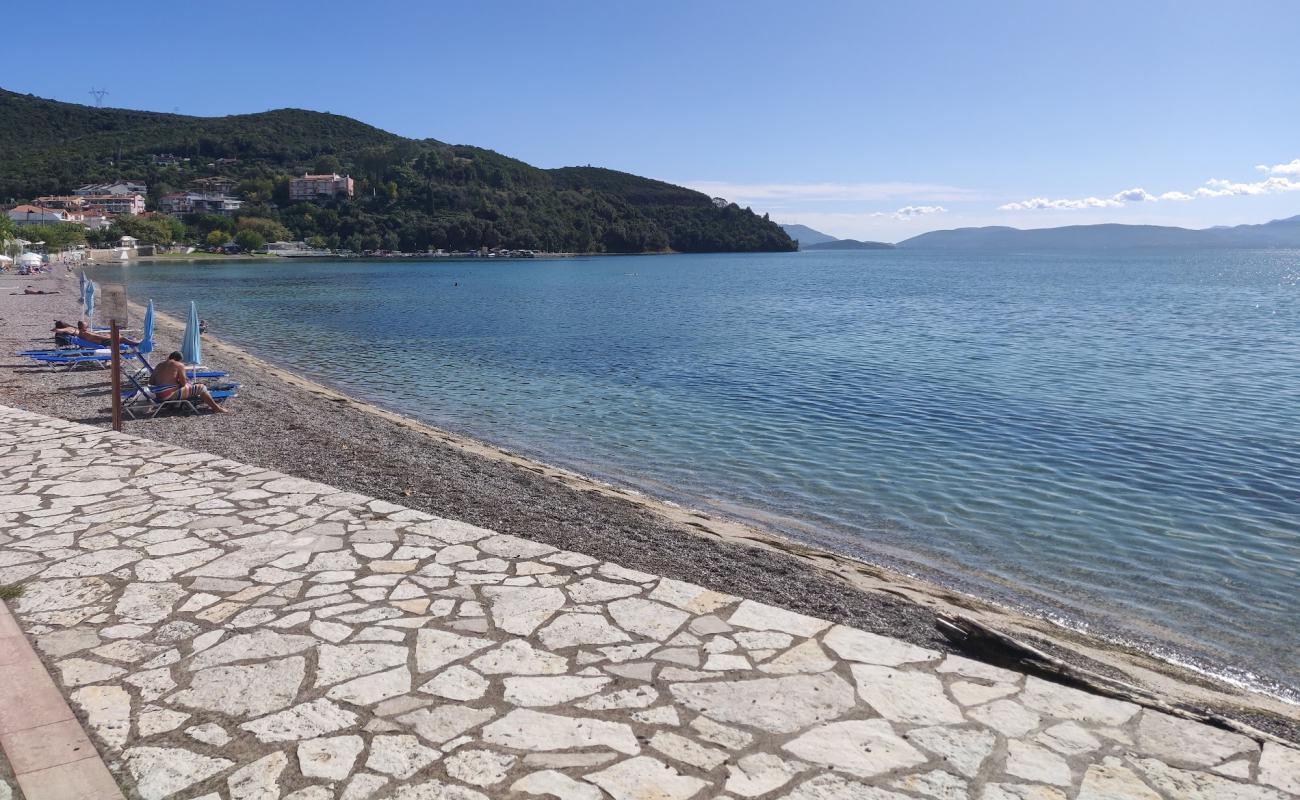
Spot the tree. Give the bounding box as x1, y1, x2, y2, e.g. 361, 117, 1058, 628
206, 230, 228, 248
314, 154, 342, 175
234, 229, 265, 252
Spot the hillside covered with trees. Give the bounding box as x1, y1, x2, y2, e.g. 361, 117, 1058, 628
0, 89, 794, 254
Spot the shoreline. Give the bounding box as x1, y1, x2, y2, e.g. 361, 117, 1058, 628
2, 271, 1297, 742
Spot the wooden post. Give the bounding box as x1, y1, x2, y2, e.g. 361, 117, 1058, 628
110, 321, 123, 432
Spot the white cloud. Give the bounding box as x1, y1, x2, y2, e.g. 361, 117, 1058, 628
1000, 160, 1300, 212
683, 180, 978, 204
1255, 158, 1300, 175
890, 205, 947, 220
1194, 176, 1300, 197
998, 196, 1123, 211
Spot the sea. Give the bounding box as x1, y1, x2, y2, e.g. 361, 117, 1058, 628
101, 249, 1300, 699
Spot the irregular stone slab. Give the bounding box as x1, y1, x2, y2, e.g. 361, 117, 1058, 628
482, 709, 639, 755
397, 705, 496, 745
124, 746, 234, 800
481, 586, 567, 635
650, 578, 737, 614
969, 699, 1042, 738
538, 613, 630, 649
850, 664, 964, 725
1132, 756, 1290, 800
725, 753, 809, 797
784, 719, 926, 778
567, 578, 643, 604
905, 726, 996, 779
649, 731, 728, 770
17, 576, 112, 613
512, 770, 604, 800
242, 698, 359, 742
726, 600, 829, 638
1019, 676, 1139, 726
70, 684, 131, 750
416, 628, 494, 673
387, 780, 489, 800
341, 773, 390, 800
585, 756, 709, 800
1004, 741, 1073, 786
889, 769, 968, 800
950, 679, 1019, 706
445, 749, 516, 786
670, 673, 856, 734
316, 642, 409, 687
607, 598, 691, 641
1035, 721, 1101, 756
472, 640, 569, 675
187, 723, 231, 746
327, 665, 411, 705
420, 664, 489, 701
57, 657, 126, 686
1077, 761, 1162, 800
774, 773, 896, 800
171, 657, 305, 717
366, 734, 440, 779
1135, 711, 1258, 768
138, 706, 191, 737
477, 533, 556, 559
188, 630, 317, 670
112, 582, 186, 624
981, 784, 1067, 800
42, 548, 140, 577
758, 640, 835, 674
504, 675, 612, 707
228, 751, 287, 800
1260, 743, 1300, 795
822, 625, 939, 665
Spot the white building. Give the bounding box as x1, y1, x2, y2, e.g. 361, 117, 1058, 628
7, 205, 71, 224
289, 173, 354, 202
75, 181, 147, 196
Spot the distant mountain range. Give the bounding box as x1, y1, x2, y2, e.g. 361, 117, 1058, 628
802, 238, 896, 251
898, 215, 1300, 250
779, 224, 838, 246
780, 223, 894, 250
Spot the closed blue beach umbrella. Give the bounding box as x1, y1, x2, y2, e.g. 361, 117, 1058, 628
83, 280, 95, 320
181, 301, 202, 365
139, 300, 155, 355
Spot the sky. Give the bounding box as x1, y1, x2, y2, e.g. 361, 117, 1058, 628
6, 0, 1300, 241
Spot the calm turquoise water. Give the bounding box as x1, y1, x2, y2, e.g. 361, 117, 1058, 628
104, 250, 1300, 697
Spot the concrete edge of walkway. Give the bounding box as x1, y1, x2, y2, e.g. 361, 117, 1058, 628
0, 598, 124, 800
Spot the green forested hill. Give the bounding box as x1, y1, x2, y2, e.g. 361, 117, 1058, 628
0, 89, 794, 253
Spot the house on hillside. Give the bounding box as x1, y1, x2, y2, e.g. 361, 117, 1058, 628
37, 192, 145, 216
7, 205, 71, 224
75, 180, 147, 196
159, 191, 242, 216
289, 173, 354, 202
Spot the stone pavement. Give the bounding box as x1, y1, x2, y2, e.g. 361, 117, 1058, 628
0, 404, 1297, 800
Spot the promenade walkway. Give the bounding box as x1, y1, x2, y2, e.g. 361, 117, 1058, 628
0, 404, 1296, 800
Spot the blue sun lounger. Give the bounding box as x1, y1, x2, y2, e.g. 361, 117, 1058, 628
121, 372, 239, 418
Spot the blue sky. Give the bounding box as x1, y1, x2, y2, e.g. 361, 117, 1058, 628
7, 0, 1299, 240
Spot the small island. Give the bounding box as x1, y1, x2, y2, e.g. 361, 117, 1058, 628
802, 238, 896, 251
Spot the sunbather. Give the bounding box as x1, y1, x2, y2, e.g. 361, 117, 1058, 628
150, 351, 228, 414
74, 321, 138, 347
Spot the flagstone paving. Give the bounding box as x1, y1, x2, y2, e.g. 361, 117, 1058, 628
0, 403, 1297, 800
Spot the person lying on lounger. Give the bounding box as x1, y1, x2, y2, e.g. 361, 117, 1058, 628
73, 320, 138, 347
150, 352, 228, 414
